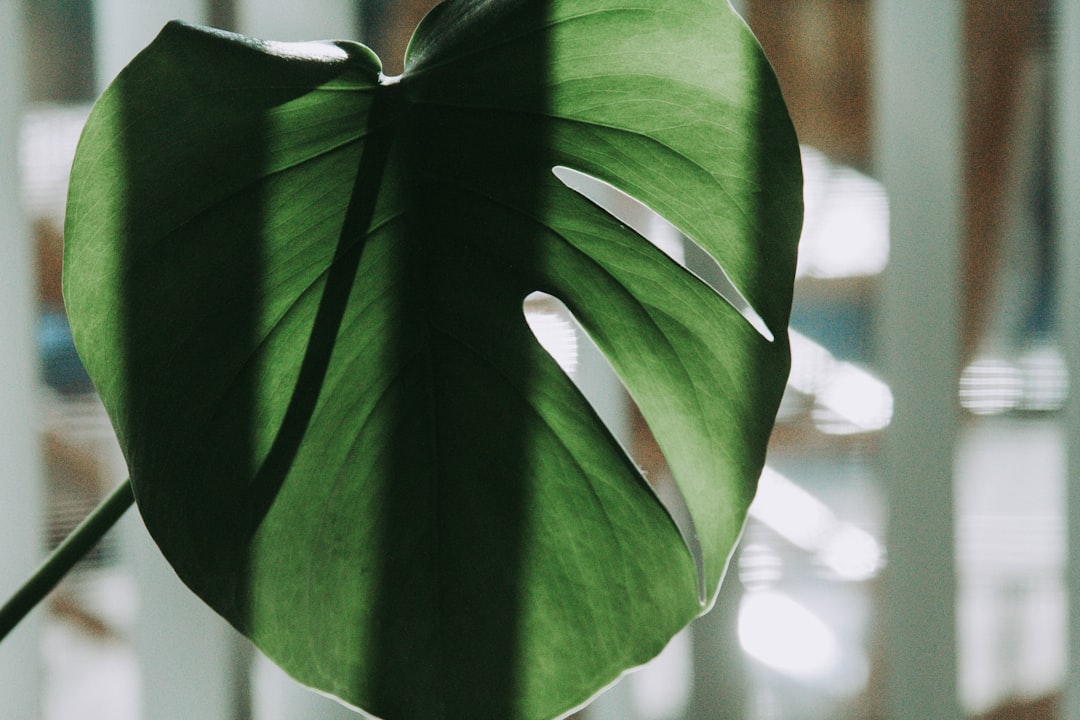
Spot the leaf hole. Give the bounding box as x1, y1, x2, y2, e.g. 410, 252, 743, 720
524, 291, 706, 600
523, 291, 579, 378
552, 165, 774, 342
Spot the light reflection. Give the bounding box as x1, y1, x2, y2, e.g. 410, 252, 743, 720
1016, 344, 1069, 411
737, 542, 784, 591
818, 525, 883, 583
960, 344, 1068, 415
738, 590, 839, 679
20, 105, 91, 223
751, 468, 832, 550
787, 330, 834, 396
959, 357, 1023, 415
812, 361, 894, 435
626, 630, 693, 720
787, 330, 894, 435
797, 146, 889, 280
750, 467, 884, 582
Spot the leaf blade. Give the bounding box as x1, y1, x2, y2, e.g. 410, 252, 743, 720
64, 2, 801, 718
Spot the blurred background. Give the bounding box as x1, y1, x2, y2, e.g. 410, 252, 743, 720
2, 0, 1079, 718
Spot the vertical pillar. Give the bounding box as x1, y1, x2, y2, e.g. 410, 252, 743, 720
873, 3, 963, 719
0, 2, 44, 717
1058, 0, 1080, 715
91, 5, 249, 720
123, 511, 251, 720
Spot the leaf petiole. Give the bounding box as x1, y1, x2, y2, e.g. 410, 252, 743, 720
0, 480, 134, 641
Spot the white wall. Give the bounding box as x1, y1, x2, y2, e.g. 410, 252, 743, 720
237, 0, 358, 41
0, 1, 44, 716
94, 0, 204, 90
874, 2, 963, 718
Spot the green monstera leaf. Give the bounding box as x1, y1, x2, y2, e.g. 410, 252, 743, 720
63, 0, 800, 717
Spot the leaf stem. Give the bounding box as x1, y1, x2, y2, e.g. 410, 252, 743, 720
0, 480, 134, 641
